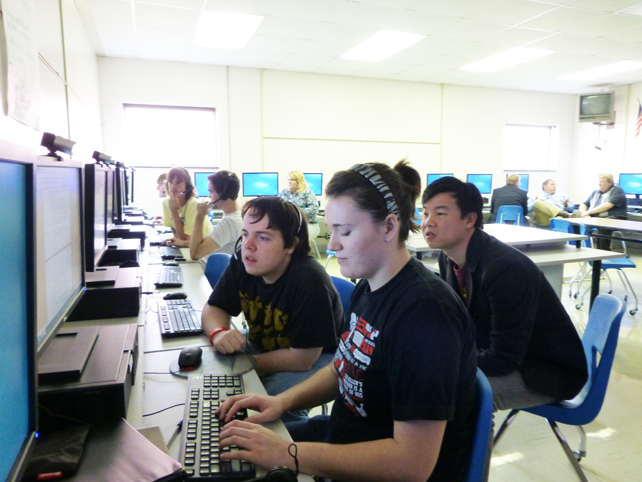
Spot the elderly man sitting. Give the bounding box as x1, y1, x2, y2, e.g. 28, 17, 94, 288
532, 179, 573, 227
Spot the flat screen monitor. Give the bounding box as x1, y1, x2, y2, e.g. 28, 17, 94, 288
115, 165, 126, 223
467, 174, 493, 194
106, 167, 115, 230
427, 173, 453, 185
0, 140, 37, 482
619, 173, 642, 195
35, 156, 85, 355
83, 164, 109, 272
194, 171, 214, 198
303, 173, 323, 196
242, 172, 279, 197
508, 173, 529, 192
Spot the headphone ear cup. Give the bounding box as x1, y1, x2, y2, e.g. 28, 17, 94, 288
265, 466, 297, 482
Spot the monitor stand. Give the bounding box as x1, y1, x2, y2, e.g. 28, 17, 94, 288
38, 326, 99, 383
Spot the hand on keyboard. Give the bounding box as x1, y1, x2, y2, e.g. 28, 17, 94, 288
215, 393, 285, 425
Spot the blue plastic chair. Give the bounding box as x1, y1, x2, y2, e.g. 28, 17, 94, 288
496, 205, 525, 226
573, 224, 638, 315
204, 252, 232, 289
324, 250, 336, 269
330, 276, 355, 314
494, 294, 625, 482
414, 206, 421, 225
466, 369, 493, 482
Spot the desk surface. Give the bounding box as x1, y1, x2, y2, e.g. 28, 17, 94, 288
567, 217, 642, 232
407, 223, 586, 254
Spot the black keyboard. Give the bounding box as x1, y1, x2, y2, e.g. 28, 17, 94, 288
179, 374, 255, 480
160, 246, 183, 260
157, 299, 203, 337
155, 265, 183, 288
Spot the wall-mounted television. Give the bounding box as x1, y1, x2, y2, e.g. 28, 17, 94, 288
579, 91, 614, 123
194, 171, 214, 198
467, 174, 493, 194
507, 173, 529, 192
303, 173, 323, 196
242, 172, 279, 197
619, 173, 642, 195
427, 173, 453, 185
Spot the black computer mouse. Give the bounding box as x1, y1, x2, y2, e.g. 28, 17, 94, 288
178, 346, 202, 369
163, 291, 187, 300
163, 261, 179, 266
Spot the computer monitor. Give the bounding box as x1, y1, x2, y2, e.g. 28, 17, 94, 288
123, 167, 134, 205
619, 173, 642, 196
242, 172, 279, 197
303, 173, 323, 196
83, 163, 109, 272
114, 165, 127, 223
427, 173, 453, 185
467, 174, 493, 194
194, 171, 214, 198
106, 167, 115, 230
0, 140, 38, 482
35, 156, 85, 356
507, 173, 529, 192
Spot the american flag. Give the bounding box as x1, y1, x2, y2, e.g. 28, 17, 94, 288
636, 99, 642, 138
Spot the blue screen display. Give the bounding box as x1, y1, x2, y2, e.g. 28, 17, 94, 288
0, 160, 32, 481
619, 173, 642, 195
243, 172, 279, 197
194, 172, 214, 198
427, 173, 453, 185
467, 174, 493, 194
304, 173, 323, 196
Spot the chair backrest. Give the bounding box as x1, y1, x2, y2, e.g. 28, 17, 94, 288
550, 217, 573, 233
204, 252, 232, 289
330, 276, 355, 314
576, 222, 593, 248
414, 206, 421, 225
496, 205, 524, 226
466, 369, 493, 482
571, 294, 625, 422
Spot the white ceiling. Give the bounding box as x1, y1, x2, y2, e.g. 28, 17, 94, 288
78, 0, 642, 94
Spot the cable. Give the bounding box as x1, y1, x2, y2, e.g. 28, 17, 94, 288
142, 403, 185, 417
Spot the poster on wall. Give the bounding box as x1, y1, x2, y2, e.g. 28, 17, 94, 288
1, 0, 40, 129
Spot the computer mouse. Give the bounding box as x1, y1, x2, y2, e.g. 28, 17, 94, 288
178, 346, 202, 369
163, 291, 188, 300
163, 261, 179, 266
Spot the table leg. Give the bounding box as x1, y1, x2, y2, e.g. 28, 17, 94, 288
590, 260, 602, 309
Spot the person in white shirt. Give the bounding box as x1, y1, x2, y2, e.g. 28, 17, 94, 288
532, 179, 572, 226
190, 171, 243, 269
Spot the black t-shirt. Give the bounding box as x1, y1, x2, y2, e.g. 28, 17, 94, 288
208, 254, 343, 352
330, 258, 477, 482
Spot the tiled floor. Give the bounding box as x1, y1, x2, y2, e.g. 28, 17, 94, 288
320, 250, 642, 482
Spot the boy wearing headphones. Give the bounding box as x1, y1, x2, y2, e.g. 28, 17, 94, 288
190, 170, 243, 265
202, 196, 344, 422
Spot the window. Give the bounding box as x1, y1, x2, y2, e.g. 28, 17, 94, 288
123, 104, 218, 168
503, 124, 558, 171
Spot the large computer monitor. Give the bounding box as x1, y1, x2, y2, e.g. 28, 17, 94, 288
106, 167, 115, 230
619, 173, 642, 196
427, 173, 453, 185
242, 172, 279, 197
508, 173, 529, 192
123, 167, 134, 205
83, 163, 109, 272
194, 171, 214, 198
0, 140, 38, 482
303, 173, 323, 196
467, 174, 493, 194
114, 165, 127, 223
35, 156, 85, 356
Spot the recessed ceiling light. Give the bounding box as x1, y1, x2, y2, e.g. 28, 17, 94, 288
558, 61, 642, 81
195, 11, 263, 49
341, 30, 426, 62
459, 48, 553, 72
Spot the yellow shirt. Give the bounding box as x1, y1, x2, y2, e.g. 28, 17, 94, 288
163, 196, 212, 237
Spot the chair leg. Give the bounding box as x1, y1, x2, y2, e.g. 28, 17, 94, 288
310, 239, 321, 260
618, 269, 639, 315
545, 420, 589, 482
324, 253, 334, 269
493, 409, 520, 447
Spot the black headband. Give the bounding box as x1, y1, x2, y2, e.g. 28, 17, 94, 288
349, 164, 399, 216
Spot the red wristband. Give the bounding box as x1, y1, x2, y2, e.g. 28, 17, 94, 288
208, 327, 229, 345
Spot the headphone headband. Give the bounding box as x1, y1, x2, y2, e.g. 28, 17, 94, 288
349, 163, 399, 216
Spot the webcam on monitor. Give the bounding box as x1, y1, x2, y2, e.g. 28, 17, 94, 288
41, 132, 75, 161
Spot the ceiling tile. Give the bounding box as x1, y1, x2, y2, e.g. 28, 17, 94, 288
134, 3, 200, 29
93, 17, 136, 38
86, 0, 132, 21
565, 12, 642, 37
255, 15, 326, 39
567, 0, 642, 13
467, 0, 560, 26
519, 5, 606, 32
135, 0, 203, 8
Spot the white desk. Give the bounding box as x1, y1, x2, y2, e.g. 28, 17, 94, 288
409, 224, 621, 304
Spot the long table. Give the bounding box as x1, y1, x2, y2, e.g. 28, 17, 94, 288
407, 224, 621, 306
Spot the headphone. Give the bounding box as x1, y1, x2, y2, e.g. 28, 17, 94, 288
246, 466, 297, 482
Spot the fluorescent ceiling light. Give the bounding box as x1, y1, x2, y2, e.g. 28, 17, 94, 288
195, 11, 263, 49
459, 48, 552, 72
341, 30, 425, 62
558, 61, 642, 81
